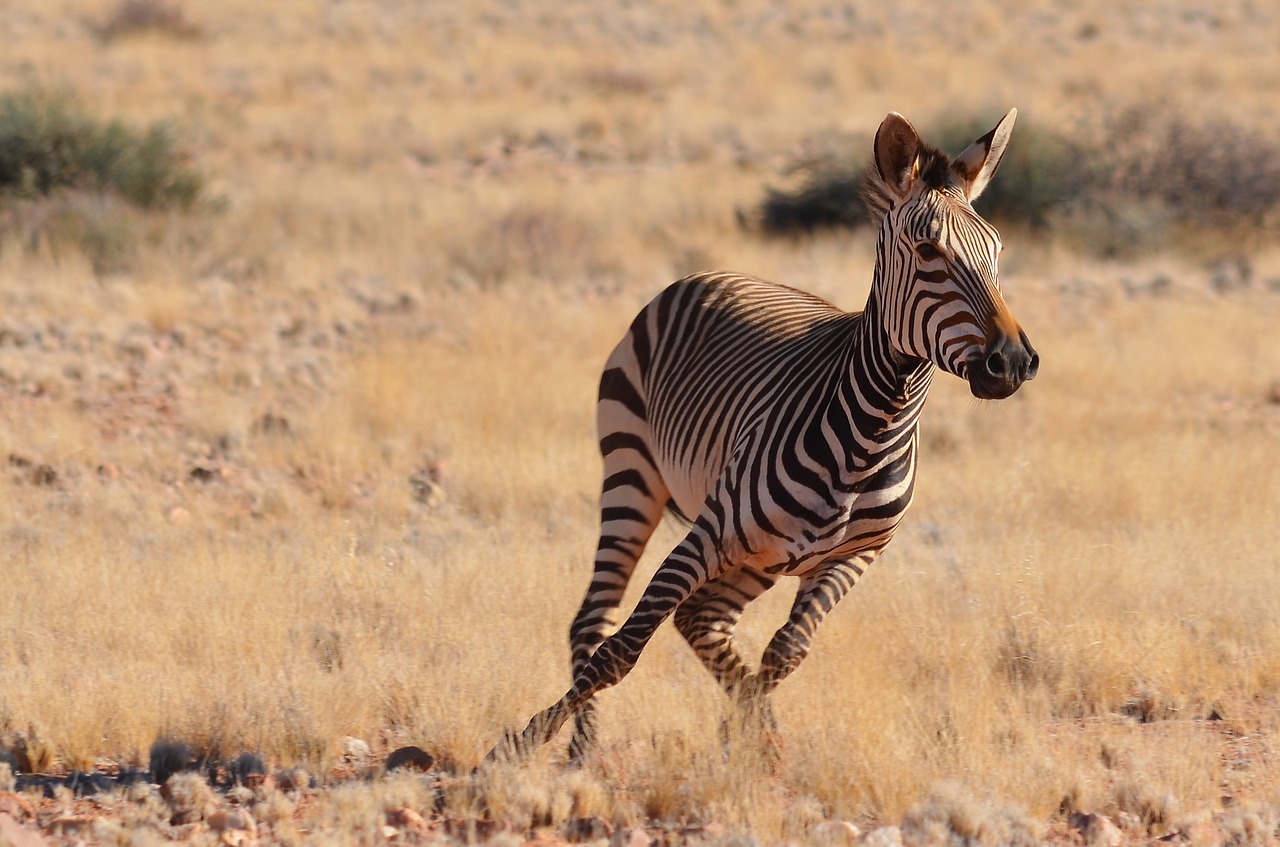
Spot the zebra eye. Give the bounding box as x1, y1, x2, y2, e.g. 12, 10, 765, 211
915, 242, 942, 260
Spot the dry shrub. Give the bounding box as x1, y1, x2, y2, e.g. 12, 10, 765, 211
448, 204, 594, 288
94, 0, 202, 42
900, 783, 1042, 847
745, 107, 1280, 254
752, 159, 870, 235
1099, 106, 1280, 230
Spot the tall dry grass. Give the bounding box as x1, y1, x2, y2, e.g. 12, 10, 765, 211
1, 0, 1280, 842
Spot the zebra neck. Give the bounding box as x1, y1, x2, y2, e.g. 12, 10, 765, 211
839, 292, 934, 440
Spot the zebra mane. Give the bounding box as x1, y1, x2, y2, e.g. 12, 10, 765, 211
860, 142, 958, 225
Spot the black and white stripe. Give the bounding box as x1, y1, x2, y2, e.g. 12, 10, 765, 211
488, 109, 1039, 763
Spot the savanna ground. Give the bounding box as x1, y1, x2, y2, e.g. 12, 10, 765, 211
1, 1, 1280, 845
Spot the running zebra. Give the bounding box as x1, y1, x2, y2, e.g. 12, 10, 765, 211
488, 109, 1038, 763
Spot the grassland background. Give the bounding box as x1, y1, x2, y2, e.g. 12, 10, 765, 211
1, 0, 1280, 843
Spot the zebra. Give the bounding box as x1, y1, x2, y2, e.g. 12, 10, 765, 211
487, 109, 1038, 764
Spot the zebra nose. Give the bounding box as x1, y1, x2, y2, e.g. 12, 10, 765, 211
969, 331, 1037, 398
982, 333, 1037, 383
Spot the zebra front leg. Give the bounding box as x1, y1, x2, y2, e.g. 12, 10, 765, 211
673, 568, 778, 693
672, 569, 781, 751
740, 558, 872, 720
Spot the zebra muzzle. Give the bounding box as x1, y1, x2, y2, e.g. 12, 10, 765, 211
966, 329, 1039, 399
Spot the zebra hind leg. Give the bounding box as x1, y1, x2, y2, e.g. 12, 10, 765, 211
565, 456, 669, 763
486, 530, 719, 765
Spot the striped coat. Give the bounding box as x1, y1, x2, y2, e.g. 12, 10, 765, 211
489, 109, 1038, 763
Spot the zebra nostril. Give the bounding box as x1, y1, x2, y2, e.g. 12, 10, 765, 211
984, 350, 1006, 377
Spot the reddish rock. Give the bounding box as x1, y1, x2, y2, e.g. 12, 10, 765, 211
0, 813, 52, 847
387, 807, 427, 836
1068, 812, 1123, 847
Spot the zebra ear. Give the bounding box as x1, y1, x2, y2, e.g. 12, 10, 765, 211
874, 112, 922, 200
954, 108, 1017, 202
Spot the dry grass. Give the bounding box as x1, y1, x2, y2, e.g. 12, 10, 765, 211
2, 0, 1280, 844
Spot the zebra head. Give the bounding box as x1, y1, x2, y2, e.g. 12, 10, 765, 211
866, 109, 1039, 400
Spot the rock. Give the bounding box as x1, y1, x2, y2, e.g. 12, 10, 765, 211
0, 813, 52, 847
564, 816, 613, 842
385, 746, 434, 773
1068, 812, 1123, 847
859, 826, 904, 847
150, 739, 198, 784
814, 820, 861, 843
610, 828, 654, 847
209, 807, 257, 837
226, 752, 266, 785
341, 737, 373, 763
0, 792, 36, 821
387, 807, 427, 836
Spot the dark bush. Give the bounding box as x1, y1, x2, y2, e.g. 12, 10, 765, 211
94, 0, 202, 42
746, 108, 1280, 254
754, 164, 871, 235
928, 115, 1085, 228
1095, 106, 1280, 231
749, 116, 1080, 236
0, 87, 204, 210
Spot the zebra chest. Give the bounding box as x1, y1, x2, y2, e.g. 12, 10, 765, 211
728, 451, 917, 576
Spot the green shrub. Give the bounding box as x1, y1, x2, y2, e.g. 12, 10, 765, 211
0, 87, 204, 210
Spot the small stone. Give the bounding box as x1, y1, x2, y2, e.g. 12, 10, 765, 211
209, 807, 257, 836
226, 752, 266, 785
342, 737, 373, 763
859, 826, 905, 847
385, 746, 434, 773
387, 807, 427, 835
150, 738, 198, 784
610, 827, 654, 847
1068, 812, 1122, 847
1116, 811, 1142, 832
814, 820, 861, 843
0, 792, 36, 821
0, 812, 51, 847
